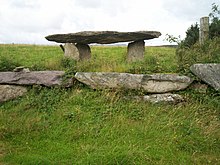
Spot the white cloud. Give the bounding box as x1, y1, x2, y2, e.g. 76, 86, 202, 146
10, 0, 41, 9
0, 0, 219, 45
161, 0, 212, 21
75, 0, 102, 8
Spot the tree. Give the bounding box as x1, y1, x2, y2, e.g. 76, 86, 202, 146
209, 3, 220, 38
182, 23, 199, 47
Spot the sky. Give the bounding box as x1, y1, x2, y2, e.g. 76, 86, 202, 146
0, 0, 219, 45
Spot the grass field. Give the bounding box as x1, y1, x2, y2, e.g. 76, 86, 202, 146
0, 44, 177, 73
0, 44, 220, 164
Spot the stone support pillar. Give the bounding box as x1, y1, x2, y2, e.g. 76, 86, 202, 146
63, 43, 91, 61
76, 43, 91, 60
127, 40, 145, 62
64, 43, 80, 60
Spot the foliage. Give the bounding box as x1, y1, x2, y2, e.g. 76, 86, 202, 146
165, 34, 182, 45
209, 3, 220, 39
182, 23, 199, 48
176, 37, 220, 73
61, 57, 78, 82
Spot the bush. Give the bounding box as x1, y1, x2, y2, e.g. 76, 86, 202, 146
176, 37, 220, 73
210, 19, 220, 38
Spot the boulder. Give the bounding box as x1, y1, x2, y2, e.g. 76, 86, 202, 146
190, 63, 220, 91
45, 31, 161, 44
75, 72, 192, 93
0, 71, 73, 87
127, 41, 145, 62
130, 93, 184, 104
0, 85, 27, 103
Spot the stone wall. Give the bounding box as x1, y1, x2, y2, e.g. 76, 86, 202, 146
1, 63, 219, 104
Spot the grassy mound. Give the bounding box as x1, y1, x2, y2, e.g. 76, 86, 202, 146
0, 44, 219, 164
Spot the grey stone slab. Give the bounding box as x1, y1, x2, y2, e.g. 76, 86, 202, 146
45, 31, 161, 44
190, 63, 220, 91
75, 72, 192, 93
0, 71, 73, 87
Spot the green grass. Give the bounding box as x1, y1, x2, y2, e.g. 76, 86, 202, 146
0, 44, 63, 71
0, 44, 177, 73
0, 44, 220, 164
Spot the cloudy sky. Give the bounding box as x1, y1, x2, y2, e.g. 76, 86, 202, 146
0, 0, 218, 45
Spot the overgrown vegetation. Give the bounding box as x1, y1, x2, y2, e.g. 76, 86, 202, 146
177, 37, 220, 73
0, 44, 219, 164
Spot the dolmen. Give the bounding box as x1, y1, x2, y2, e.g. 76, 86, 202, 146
45, 31, 161, 61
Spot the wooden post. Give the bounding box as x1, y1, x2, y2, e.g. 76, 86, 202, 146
199, 17, 209, 45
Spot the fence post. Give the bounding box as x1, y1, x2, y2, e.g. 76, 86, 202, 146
199, 17, 209, 45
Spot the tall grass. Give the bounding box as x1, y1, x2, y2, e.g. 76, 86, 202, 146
177, 37, 220, 73
0, 44, 219, 164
